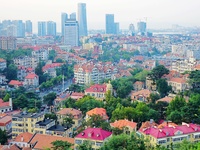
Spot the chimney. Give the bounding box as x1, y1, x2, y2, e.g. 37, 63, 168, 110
21, 136, 24, 142
9, 98, 12, 108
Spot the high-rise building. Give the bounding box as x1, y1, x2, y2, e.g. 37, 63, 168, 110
7, 25, 17, 37
137, 21, 146, 34
64, 19, 79, 47
47, 21, 56, 36
61, 13, 68, 36
12, 20, 25, 37
115, 22, 120, 35
2, 20, 11, 29
129, 23, 135, 36
25, 20, 32, 34
38, 21, 46, 36
78, 3, 88, 37
106, 14, 115, 34
70, 12, 76, 20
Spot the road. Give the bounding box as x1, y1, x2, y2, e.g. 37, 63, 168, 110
39, 79, 73, 100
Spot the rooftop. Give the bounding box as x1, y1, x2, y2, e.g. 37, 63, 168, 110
36, 119, 54, 126
12, 112, 44, 119
110, 119, 137, 129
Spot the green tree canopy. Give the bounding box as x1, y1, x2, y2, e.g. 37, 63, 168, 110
43, 92, 56, 106
149, 65, 169, 81
0, 128, 7, 145
156, 79, 172, 98
51, 140, 73, 150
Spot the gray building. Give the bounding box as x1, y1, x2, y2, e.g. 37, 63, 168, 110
64, 19, 79, 47
70, 12, 76, 20
106, 14, 115, 34
137, 21, 146, 34
25, 20, 32, 34
78, 3, 88, 37
61, 13, 68, 36
12, 20, 25, 37
38, 21, 46, 36
47, 21, 56, 36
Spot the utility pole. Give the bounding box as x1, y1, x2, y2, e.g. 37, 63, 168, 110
62, 74, 64, 93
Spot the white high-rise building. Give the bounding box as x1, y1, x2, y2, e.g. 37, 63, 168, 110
64, 19, 79, 47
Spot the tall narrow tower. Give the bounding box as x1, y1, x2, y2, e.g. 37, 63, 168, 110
78, 3, 88, 37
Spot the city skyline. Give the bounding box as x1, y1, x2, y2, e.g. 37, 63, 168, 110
0, 0, 200, 32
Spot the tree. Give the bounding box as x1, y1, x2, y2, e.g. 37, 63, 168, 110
51, 140, 73, 150
56, 58, 64, 63
148, 93, 160, 103
101, 133, 146, 150
63, 114, 75, 128
156, 79, 172, 98
0, 129, 7, 145
43, 92, 56, 106
13, 94, 28, 110
45, 113, 57, 122
27, 99, 41, 109
48, 50, 56, 61
4, 64, 17, 81
112, 127, 123, 135
189, 70, 200, 90
3, 93, 10, 102
149, 65, 169, 81
77, 140, 92, 150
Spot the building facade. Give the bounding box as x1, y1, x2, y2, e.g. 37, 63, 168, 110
47, 21, 56, 36
38, 21, 46, 36
61, 13, 68, 36
105, 14, 115, 34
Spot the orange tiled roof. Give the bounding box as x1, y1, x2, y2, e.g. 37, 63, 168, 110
157, 96, 173, 103
29, 133, 74, 149
131, 89, 151, 99
140, 121, 158, 130
157, 122, 178, 129
110, 119, 137, 129
25, 73, 38, 79
57, 108, 82, 117
86, 108, 109, 120
169, 78, 186, 84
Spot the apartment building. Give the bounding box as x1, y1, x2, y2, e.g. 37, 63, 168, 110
171, 58, 197, 73
13, 56, 39, 69
167, 77, 190, 93
32, 48, 49, 61
0, 37, 16, 50
12, 112, 55, 138
23, 73, 39, 88
74, 62, 118, 85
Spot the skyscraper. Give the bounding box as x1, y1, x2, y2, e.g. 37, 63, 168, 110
64, 19, 79, 47
137, 21, 146, 34
12, 20, 25, 37
70, 12, 76, 20
106, 14, 115, 34
129, 23, 135, 36
38, 21, 46, 36
115, 22, 120, 35
25, 20, 32, 34
47, 21, 56, 36
78, 3, 88, 37
61, 13, 68, 36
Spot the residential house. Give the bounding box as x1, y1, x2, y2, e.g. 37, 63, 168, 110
85, 82, 113, 100
0, 74, 7, 85
10, 132, 33, 148
167, 77, 190, 93
24, 73, 39, 88
32, 48, 49, 61
131, 89, 151, 102
0, 98, 13, 113
8, 80, 23, 88
133, 81, 145, 91
0, 113, 12, 135
110, 119, 137, 134
138, 123, 200, 148
156, 96, 173, 103
56, 108, 83, 133
74, 127, 112, 150
14, 56, 39, 69
85, 108, 109, 122
42, 63, 63, 78
70, 92, 85, 100
54, 93, 70, 106
0, 58, 6, 70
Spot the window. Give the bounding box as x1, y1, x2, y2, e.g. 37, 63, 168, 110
75, 140, 82, 144
96, 142, 103, 146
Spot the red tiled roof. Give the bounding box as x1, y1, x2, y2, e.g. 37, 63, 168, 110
134, 81, 144, 85
0, 99, 10, 108
42, 63, 63, 71
14, 132, 33, 143
157, 97, 173, 103
25, 73, 38, 79
8, 80, 23, 86
70, 92, 84, 100
57, 108, 82, 119
85, 84, 107, 93
0, 58, 6, 62
169, 78, 186, 84
110, 119, 137, 129
0, 115, 11, 126
75, 128, 112, 141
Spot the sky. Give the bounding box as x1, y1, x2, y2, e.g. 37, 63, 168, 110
0, 0, 200, 32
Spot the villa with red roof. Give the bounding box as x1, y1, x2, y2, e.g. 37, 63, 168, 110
133, 81, 145, 91
138, 122, 200, 148
70, 92, 85, 100
0, 98, 13, 113
23, 73, 39, 88
0, 114, 12, 134
131, 89, 151, 103
85, 82, 113, 100
167, 77, 190, 93
86, 108, 109, 122
75, 127, 112, 150
156, 96, 173, 103
8, 80, 23, 88
42, 63, 63, 77
110, 119, 137, 134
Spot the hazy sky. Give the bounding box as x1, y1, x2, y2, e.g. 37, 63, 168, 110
1, 0, 200, 32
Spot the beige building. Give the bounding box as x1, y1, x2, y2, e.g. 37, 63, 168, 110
74, 62, 118, 85
167, 77, 190, 93
0, 37, 16, 50
14, 56, 39, 69
133, 81, 145, 91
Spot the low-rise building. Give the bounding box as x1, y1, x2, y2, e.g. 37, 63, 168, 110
110, 119, 137, 134
0, 98, 13, 113
131, 89, 151, 102
138, 123, 200, 148
167, 77, 190, 93
133, 81, 145, 91
0, 114, 12, 134
0, 58, 6, 70
32, 48, 49, 61
56, 108, 83, 131
24, 73, 39, 88
8, 80, 23, 88
74, 127, 112, 150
